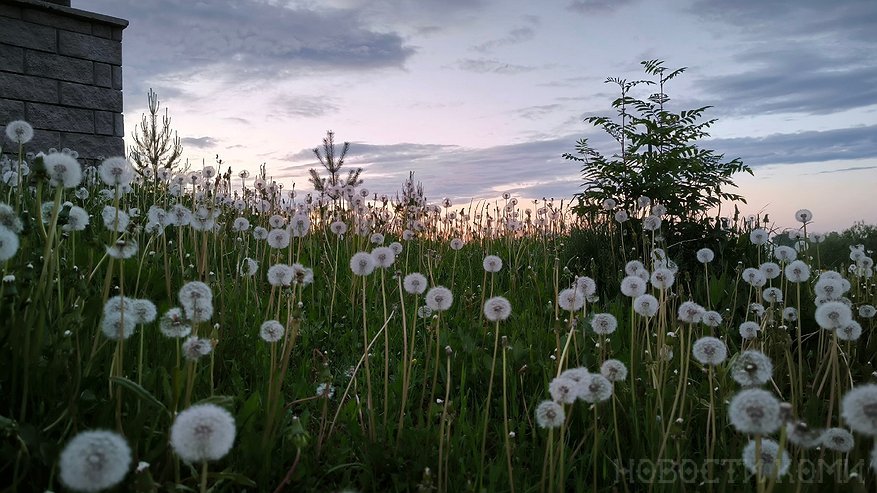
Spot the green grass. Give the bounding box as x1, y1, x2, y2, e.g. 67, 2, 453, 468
0, 148, 876, 493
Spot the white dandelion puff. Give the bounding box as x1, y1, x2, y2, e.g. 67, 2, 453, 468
426, 286, 453, 312
742, 439, 790, 478
841, 385, 877, 436
600, 359, 628, 382
535, 400, 565, 428
260, 320, 285, 343
728, 388, 781, 434
59, 430, 131, 493
692, 336, 728, 366
731, 350, 773, 386
590, 313, 618, 335
170, 404, 236, 463
349, 252, 376, 277
483, 296, 511, 321
483, 255, 503, 273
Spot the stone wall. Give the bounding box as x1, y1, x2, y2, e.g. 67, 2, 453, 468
0, 0, 127, 162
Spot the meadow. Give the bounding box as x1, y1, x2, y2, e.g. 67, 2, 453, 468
1, 119, 876, 493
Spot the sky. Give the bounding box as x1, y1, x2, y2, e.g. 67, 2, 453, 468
75, 0, 877, 232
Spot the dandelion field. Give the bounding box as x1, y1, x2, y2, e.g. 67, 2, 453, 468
1, 121, 877, 493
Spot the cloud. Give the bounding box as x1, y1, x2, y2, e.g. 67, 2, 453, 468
685, 0, 877, 116
707, 125, 877, 166
271, 95, 340, 119
471, 19, 538, 53
274, 137, 583, 200
515, 104, 562, 120
180, 136, 218, 148
455, 58, 537, 74
815, 165, 877, 175
567, 0, 639, 14
696, 49, 877, 116
78, 0, 415, 86
690, 0, 877, 43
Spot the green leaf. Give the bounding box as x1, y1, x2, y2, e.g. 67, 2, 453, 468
109, 376, 170, 417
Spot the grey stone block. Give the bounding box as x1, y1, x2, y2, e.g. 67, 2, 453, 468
23, 7, 91, 34
61, 132, 124, 160
0, 17, 57, 52
92, 23, 112, 39
25, 50, 93, 84
111, 65, 122, 89
0, 98, 26, 124
0, 4, 22, 19
60, 82, 121, 112
95, 110, 113, 135
26, 102, 94, 133
58, 30, 120, 64
114, 112, 124, 137
112, 27, 123, 41
0, 72, 58, 103
0, 43, 25, 73
94, 62, 111, 87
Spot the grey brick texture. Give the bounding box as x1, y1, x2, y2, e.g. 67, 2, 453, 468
0, 0, 128, 162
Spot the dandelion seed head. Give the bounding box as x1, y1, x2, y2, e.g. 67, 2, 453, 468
696, 248, 715, 264
535, 400, 565, 428
549, 376, 578, 404
742, 439, 790, 478
98, 157, 134, 187
795, 209, 813, 223
159, 308, 191, 338
426, 286, 453, 311
750, 228, 769, 245
731, 350, 773, 386
483, 296, 511, 321
760, 262, 781, 279
558, 288, 585, 312
260, 320, 284, 343
729, 388, 781, 434
621, 276, 647, 298
633, 294, 659, 317
786, 421, 823, 449
45, 152, 83, 188
371, 246, 395, 269
600, 359, 628, 382
821, 428, 854, 453
692, 336, 728, 365
559, 367, 589, 383
131, 298, 157, 324
842, 385, 877, 436
0, 225, 20, 261
59, 430, 131, 493
762, 287, 783, 304
614, 210, 628, 223
170, 404, 236, 463
677, 301, 705, 324
267, 263, 294, 287
5, 120, 34, 144
815, 301, 853, 330
785, 260, 811, 283
739, 321, 759, 340
837, 321, 862, 341
483, 255, 503, 273
782, 307, 798, 322
860, 305, 876, 318
774, 245, 797, 262
650, 268, 675, 290
349, 252, 376, 277
578, 373, 613, 403
182, 336, 213, 361
101, 312, 136, 340
590, 313, 618, 335
742, 268, 767, 288
749, 303, 765, 318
